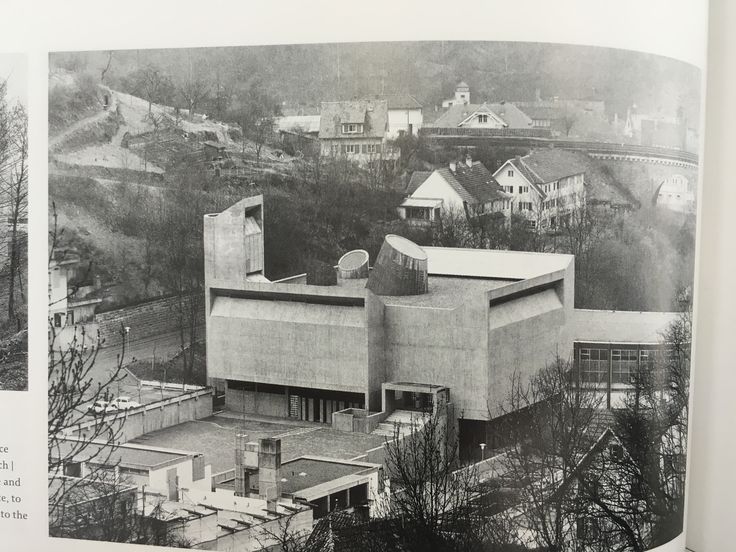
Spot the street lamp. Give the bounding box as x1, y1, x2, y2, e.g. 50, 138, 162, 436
479, 442, 487, 461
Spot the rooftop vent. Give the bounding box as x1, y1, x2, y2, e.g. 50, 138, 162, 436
306, 260, 338, 286
338, 249, 369, 279
366, 235, 428, 296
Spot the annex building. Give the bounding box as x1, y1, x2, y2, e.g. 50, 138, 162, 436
204, 195, 677, 456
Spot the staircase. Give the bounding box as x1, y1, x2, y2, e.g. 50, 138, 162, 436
371, 410, 429, 439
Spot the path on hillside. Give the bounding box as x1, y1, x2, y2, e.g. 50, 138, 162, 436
49, 88, 117, 151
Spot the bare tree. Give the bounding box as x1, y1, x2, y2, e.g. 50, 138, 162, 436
0, 88, 27, 330
492, 357, 604, 552
47, 206, 128, 518
381, 406, 506, 551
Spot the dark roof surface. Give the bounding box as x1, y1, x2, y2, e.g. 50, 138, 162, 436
507, 149, 632, 205
435, 161, 507, 204
430, 102, 533, 129
405, 170, 432, 194
319, 100, 388, 139
366, 93, 422, 110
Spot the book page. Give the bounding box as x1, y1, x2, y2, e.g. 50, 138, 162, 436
0, 1, 712, 550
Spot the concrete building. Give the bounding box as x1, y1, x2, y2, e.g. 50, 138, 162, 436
204, 196, 677, 457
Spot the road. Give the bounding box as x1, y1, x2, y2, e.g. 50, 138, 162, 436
81, 329, 203, 407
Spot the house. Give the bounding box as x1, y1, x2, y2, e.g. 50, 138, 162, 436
441, 81, 471, 107
48, 248, 102, 334
398, 157, 511, 223
493, 149, 632, 228
366, 94, 423, 138
429, 101, 533, 131
654, 174, 695, 214
318, 99, 398, 164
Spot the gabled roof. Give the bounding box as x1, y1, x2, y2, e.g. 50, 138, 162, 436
319, 100, 389, 139
366, 93, 422, 110
405, 170, 432, 194
501, 149, 633, 205
431, 161, 508, 205
430, 102, 533, 129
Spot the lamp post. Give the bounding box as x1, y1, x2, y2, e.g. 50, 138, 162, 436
479, 442, 487, 461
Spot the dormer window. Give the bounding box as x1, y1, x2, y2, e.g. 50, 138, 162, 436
478, 114, 488, 123
342, 123, 363, 134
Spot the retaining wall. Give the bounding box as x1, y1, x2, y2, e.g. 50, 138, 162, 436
67, 387, 213, 444
96, 293, 205, 348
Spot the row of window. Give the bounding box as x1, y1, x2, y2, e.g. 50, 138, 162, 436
331, 143, 381, 155
579, 347, 659, 384
503, 184, 531, 194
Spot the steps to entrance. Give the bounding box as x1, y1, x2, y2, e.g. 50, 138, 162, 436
371, 410, 429, 439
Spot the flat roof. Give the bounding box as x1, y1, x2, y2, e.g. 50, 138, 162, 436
423, 247, 573, 280
400, 197, 443, 208
130, 414, 387, 474
279, 458, 374, 496
571, 309, 680, 344
58, 439, 194, 470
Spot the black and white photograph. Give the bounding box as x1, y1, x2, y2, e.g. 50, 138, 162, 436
47, 41, 699, 551
0, 53, 28, 392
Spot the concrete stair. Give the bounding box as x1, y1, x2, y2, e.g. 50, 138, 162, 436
371, 410, 429, 439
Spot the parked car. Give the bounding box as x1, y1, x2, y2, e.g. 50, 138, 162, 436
87, 400, 108, 415
108, 396, 141, 411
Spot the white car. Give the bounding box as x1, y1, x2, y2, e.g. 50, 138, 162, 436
87, 400, 108, 415
108, 396, 141, 411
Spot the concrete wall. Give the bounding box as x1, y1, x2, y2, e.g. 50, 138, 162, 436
383, 296, 490, 420
96, 294, 204, 349
204, 195, 264, 289
208, 295, 371, 395
69, 388, 213, 443
226, 387, 288, 418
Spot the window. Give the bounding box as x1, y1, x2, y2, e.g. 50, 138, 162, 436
478, 114, 488, 123
341, 123, 363, 134
519, 202, 533, 211
507, 169, 514, 177
611, 349, 637, 384
519, 186, 529, 194
345, 144, 358, 154
504, 185, 514, 193
365, 143, 377, 154
580, 348, 609, 383
54, 313, 63, 328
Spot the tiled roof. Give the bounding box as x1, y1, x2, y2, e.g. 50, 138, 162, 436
405, 170, 432, 194
319, 100, 388, 139
508, 149, 632, 205
429, 102, 533, 129
435, 161, 507, 204
366, 93, 422, 110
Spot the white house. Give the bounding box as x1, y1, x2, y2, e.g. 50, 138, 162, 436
655, 175, 695, 214
441, 81, 471, 107
367, 94, 423, 138
493, 150, 588, 228
430, 101, 534, 131
399, 157, 511, 223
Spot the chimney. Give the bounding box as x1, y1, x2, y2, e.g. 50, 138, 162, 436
465, 154, 473, 168
94, 275, 102, 289
449, 162, 456, 172
258, 438, 282, 512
